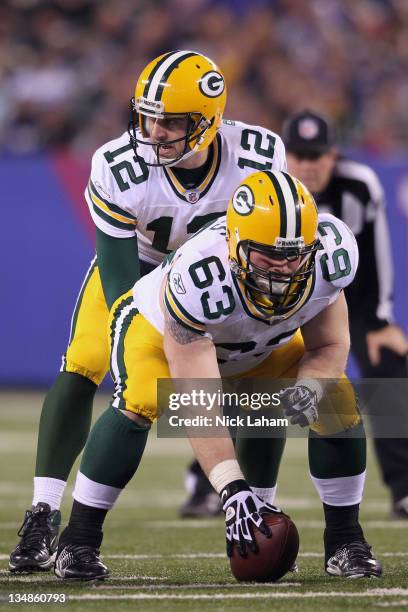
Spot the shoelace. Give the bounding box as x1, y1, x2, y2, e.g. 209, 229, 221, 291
17, 511, 51, 552
68, 545, 100, 564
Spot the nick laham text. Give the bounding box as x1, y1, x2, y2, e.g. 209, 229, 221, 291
168, 415, 289, 428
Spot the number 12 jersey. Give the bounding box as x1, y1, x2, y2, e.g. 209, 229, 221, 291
85, 120, 286, 266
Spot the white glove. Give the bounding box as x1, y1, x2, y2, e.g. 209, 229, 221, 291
279, 382, 321, 427
221, 479, 282, 557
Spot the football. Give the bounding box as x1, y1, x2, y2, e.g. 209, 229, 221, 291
230, 512, 299, 582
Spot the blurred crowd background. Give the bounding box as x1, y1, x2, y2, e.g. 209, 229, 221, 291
2, 0, 408, 386
1, 0, 408, 157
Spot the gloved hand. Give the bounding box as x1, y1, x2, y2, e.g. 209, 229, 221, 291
279, 383, 320, 427
220, 479, 281, 557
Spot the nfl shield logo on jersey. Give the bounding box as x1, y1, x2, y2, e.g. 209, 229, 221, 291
186, 191, 199, 204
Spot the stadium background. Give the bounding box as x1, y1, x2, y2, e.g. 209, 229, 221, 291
1, 0, 408, 386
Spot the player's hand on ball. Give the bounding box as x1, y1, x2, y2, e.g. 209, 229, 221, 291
220, 480, 281, 558
279, 384, 319, 427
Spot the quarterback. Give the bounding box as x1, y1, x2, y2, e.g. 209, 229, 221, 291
53, 170, 382, 580
10, 50, 286, 572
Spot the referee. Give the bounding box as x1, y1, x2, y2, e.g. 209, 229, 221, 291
283, 109, 408, 519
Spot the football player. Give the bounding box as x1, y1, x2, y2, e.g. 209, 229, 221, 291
9, 50, 286, 573
283, 109, 408, 519
54, 170, 382, 580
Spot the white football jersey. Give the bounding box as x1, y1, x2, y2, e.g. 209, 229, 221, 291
85, 120, 286, 265
133, 213, 358, 376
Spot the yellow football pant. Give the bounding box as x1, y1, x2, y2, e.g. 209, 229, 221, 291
62, 259, 110, 385
109, 291, 360, 435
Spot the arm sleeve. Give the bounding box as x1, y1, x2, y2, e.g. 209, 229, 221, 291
272, 134, 287, 172
253, 126, 287, 172
163, 250, 234, 339
164, 260, 208, 337
85, 146, 138, 239
317, 213, 359, 306
96, 227, 140, 310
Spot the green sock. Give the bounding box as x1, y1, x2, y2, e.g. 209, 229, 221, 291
308, 423, 366, 479
235, 435, 286, 487
35, 372, 96, 479
80, 405, 150, 488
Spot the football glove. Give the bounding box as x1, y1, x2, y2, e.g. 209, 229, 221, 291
220, 479, 281, 557
279, 384, 319, 427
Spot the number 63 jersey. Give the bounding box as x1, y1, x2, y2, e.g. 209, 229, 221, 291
133, 213, 359, 376
85, 120, 286, 266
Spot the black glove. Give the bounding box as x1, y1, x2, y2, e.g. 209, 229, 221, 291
279, 384, 319, 427
220, 479, 281, 557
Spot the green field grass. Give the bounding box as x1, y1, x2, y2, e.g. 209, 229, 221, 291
0, 391, 407, 611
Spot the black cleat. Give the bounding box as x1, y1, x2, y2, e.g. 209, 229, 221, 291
9, 503, 61, 573
180, 491, 223, 518
390, 496, 408, 520
180, 461, 222, 518
54, 544, 109, 581
326, 540, 383, 578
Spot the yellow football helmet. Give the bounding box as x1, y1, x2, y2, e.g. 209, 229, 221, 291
226, 170, 320, 319
129, 50, 227, 167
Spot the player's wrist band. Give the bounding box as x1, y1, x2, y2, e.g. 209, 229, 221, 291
295, 378, 324, 403
208, 459, 245, 494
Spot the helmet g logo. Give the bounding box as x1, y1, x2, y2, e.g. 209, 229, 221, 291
199, 71, 225, 97
232, 185, 254, 216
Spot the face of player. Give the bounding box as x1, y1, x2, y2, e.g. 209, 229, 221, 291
250, 251, 301, 274
287, 150, 337, 194
143, 115, 208, 168
249, 251, 302, 295
144, 115, 190, 159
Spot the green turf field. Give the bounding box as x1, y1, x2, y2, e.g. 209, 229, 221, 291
0, 391, 407, 611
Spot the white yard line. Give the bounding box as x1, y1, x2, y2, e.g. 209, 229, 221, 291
140, 519, 408, 529
109, 551, 406, 559
59, 589, 408, 601
376, 601, 408, 608
296, 521, 408, 529
0, 575, 57, 582
298, 552, 408, 558
107, 553, 224, 559
1, 552, 407, 562
0, 487, 393, 512
0, 571, 167, 582
93, 582, 302, 590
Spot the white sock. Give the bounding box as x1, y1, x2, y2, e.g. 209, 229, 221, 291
73, 471, 122, 510
310, 470, 366, 506
32, 477, 67, 511
250, 484, 277, 505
